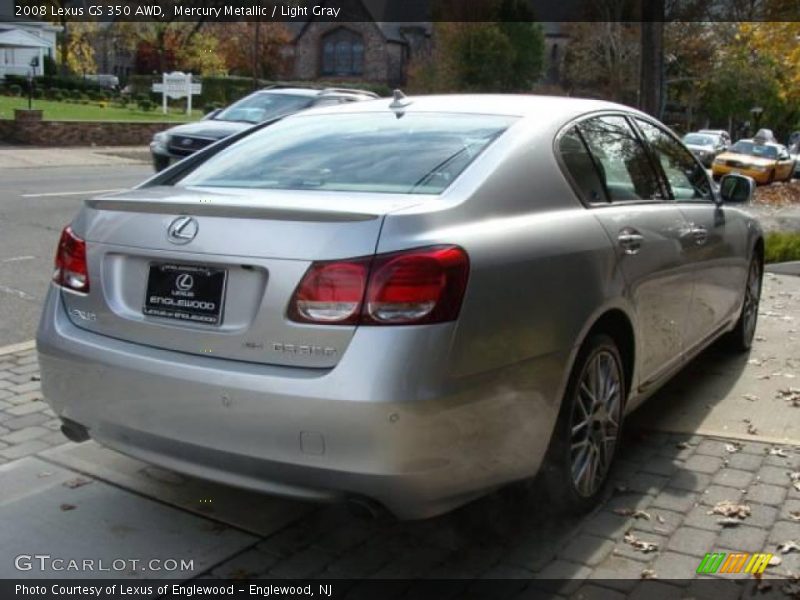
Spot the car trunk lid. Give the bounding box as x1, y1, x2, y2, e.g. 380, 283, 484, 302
60, 186, 426, 368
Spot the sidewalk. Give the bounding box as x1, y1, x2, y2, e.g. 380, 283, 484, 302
1, 277, 799, 593
0, 146, 149, 169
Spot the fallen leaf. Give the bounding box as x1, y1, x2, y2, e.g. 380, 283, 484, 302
778, 541, 800, 554
640, 569, 657, 579
613, 508, 651, 520
789, 511, 800, 522
37, 471, 53, 478
708, 500, 751, 519
623, 531, 659, 553
717, 517, 743, 527
790, 472, 800, 492
770, 448, 789, 457
769, 555, 783, 566
656, 515, 666, 524
725, 443, 743, 453
742, 394, 759, 402
63, 477, 91, 489
30, 374, 40, 382
59, 503, 75, 511
675, 442, 691, 450
747, 423, 758, 435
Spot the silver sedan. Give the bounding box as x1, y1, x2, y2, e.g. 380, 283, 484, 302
37, 95, 763, 519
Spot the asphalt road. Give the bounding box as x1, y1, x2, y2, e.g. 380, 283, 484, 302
0, 164, 152, 346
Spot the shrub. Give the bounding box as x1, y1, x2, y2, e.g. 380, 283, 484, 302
43, 54, 57, 77
8, 84, 22, 96
69, 89, 82, 100
765, 232, 800, 264
52, 89, 66, 102
32, 88, 44, 99
138, 98, 155, 112
79, 93, 91, 104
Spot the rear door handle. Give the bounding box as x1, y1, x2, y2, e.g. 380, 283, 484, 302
618, 228, 644, 255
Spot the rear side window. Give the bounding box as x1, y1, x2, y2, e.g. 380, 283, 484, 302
577, 116, 664, 202
635, 119, 712, 202
178, 113, 516, 195
559, 128, 608, 203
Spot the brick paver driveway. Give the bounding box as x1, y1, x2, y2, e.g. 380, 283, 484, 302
1, 274, 799, 598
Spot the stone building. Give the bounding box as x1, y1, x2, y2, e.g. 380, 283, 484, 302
284, 0, 431, 86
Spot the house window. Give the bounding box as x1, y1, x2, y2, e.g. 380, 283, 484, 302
321, 28, 364, 76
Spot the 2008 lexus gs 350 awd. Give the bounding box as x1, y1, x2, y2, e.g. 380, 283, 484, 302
37, 95, 763, 519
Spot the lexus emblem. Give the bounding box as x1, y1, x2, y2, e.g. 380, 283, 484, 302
175, 273, 194, 291
167, 216, 198, 244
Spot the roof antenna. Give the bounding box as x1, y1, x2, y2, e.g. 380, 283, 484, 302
389, 89, 412, 116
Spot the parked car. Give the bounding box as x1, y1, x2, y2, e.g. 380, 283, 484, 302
712, 138, 796, 184
698, 128, 731, 147
84, 74, 120, 90
682, 131, 727, 166
149, 86, 379, 171
38, 95, 763, 519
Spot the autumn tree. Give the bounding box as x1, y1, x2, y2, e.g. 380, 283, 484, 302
561, 21, 640, 104
214, 22, 291, 80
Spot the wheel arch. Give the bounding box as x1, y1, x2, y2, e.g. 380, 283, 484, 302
582, 309, 636, 404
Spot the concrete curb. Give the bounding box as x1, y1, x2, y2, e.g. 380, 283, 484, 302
0, 340, 35, 356
766, 261, 800, 276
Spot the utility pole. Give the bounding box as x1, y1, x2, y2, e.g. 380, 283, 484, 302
639, 0, 664, 117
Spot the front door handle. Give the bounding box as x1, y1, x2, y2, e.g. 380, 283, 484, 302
690, 226, 708, 245
618, 228, 644, 255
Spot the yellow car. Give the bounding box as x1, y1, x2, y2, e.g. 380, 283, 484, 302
712, 139, 796, 184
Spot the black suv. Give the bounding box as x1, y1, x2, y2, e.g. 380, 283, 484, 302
150, 86, 379, 171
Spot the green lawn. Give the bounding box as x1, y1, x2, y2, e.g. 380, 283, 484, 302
0, 96, 202, 122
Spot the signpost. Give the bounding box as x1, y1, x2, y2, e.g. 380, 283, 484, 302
152, 72, 202, 115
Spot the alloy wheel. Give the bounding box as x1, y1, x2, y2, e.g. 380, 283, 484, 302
569, 350, 623, 498
742, 259, 761, 343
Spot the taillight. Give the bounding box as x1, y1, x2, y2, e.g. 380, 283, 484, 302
288, 259, 370, 324
289, 246, 469, 326
53, 226, 90, 293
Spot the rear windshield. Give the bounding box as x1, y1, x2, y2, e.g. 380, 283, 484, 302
730, 141, 778, 159
177, 112, 516, 195
683, 133, 715, 146
215, 93, 312, 124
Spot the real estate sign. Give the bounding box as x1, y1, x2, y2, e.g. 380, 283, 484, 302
152, 72, 202, 115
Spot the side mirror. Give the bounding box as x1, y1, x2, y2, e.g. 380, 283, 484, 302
719, 174, 755, 204
203, 108, 221, 120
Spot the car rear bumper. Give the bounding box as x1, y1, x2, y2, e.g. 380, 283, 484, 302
37, 285, 562, 519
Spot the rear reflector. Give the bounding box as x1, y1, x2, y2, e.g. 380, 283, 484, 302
53, 226, 90, 293
289, 246, 469, 326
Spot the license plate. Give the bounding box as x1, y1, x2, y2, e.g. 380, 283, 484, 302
143, 263, 227, 325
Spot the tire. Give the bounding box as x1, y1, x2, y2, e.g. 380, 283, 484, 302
541, 334, 626, 513
725, 254, 763, 352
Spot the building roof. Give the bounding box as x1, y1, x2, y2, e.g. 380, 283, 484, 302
0, 27, 51, 48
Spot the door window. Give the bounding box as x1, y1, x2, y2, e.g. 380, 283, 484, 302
577, 116, 664, 202
558, 128, 608, 204
635, 118, 713, 202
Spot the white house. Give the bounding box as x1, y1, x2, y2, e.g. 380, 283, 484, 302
0, 20, 60, 80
